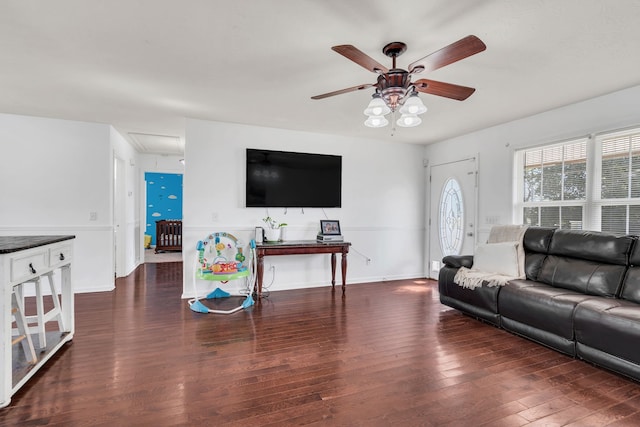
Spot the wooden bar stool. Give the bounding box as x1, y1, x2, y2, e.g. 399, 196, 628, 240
15, 271, 65, 350
11, 291, 37, 364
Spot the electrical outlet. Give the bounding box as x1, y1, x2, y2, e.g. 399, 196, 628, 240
211, 212, 219, 222
89, 212, 97, 221
366, 258, 372, 265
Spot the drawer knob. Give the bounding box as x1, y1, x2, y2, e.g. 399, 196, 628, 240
29, 263, 36, 274
59, 253, 65, 261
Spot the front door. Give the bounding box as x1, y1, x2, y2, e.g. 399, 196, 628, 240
428, 157, 477, 279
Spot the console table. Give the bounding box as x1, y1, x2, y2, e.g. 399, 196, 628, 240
0, 235, 75, 408
255, 241, 351, 298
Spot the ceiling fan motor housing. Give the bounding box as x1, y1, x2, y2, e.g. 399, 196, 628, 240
377, 69, 411, 110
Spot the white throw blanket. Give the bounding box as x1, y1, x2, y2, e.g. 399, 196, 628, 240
454, 225, 528, 290
454, 269, 514, 289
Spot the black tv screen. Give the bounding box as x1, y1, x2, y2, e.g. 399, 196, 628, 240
246, 149, 342, 208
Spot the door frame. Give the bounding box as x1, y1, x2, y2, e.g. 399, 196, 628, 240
113, 154, 126, 278
142, 170, 184, 263
426, 154, 479, 279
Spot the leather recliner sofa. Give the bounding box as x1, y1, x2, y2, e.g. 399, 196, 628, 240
438, 227, 640, 382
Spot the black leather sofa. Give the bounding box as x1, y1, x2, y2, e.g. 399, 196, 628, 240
438, 227, 640, 382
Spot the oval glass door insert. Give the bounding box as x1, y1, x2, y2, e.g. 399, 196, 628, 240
439, 178, 464, 256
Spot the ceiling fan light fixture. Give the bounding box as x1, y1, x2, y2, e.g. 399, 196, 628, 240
364, 115, 389, 128
363, 94, 391, 116
397, 114, 422, 128
312, 36, 486, 131
399, 92, 427, 115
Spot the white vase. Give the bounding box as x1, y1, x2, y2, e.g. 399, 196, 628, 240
264, 227, 281, 242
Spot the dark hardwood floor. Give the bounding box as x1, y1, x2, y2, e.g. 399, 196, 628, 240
2, 262, 640, 426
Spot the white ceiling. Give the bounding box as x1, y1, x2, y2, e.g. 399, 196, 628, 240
2, 1, 640, 155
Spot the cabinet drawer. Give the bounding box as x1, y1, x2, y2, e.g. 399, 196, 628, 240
10, 251, 48, 284
49, 243, 73, 267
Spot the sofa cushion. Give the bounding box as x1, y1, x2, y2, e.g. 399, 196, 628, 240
499, 279, 594, 341
621, 267, 640, 303
622, 239, 640, 303
548, 229, 634, 265
524, 253, 547, 282
536, 224, 632, 297
522, 227, 555, 281
523, 227, 555, 254
575, 298, 640, 367
537, 256, 626, 297
628, 237, 640, 265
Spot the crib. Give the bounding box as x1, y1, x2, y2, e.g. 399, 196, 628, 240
155, 220, 182, 253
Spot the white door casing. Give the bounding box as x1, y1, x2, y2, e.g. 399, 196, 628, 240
114, 155, 126, 278
428, 157, 477, 279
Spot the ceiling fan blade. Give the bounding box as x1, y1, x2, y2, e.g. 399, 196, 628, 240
413, 79, 476, 101
311, 83, 374, 100
408, 35, 486, 74
331, 45, 389, 74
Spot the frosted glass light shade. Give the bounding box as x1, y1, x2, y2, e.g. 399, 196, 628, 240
399, 94, 427, 115
364, 115, 389, 128
397, 114, 422, 127
364, 95, 391, 116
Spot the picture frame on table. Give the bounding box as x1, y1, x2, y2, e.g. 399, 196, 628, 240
320, 220, 341, 235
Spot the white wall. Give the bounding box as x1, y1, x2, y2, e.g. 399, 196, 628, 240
0, 113, 116, 292
138, 153, 185, 173
111, 127, 141, 276
183, 119, 426, 297
424, 84, 640, 250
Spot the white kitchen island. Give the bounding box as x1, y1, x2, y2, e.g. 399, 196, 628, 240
0, 235, 75, 408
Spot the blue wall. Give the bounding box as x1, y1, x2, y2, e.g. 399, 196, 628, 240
145, 172, 183, 245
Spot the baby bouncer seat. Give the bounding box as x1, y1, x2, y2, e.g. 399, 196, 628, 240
188, 232, 256, 314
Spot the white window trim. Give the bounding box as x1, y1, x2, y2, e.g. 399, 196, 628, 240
514, 137, 590, 228
515, 126, 640, 233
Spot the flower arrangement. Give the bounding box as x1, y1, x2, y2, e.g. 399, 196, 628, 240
262, 216, 287, 229
262, 216, 287, 242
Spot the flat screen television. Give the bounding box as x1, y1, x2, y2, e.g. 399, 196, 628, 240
246, 148, 342, 208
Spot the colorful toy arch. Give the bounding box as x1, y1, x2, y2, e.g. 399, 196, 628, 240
188, 232, 256, 314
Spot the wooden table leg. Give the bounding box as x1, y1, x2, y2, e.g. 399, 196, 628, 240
331, 253, 337, 290
341, 251, 348, 295
256, 252, 264, 300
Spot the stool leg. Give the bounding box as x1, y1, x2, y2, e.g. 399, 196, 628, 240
34, 277, 46, 349
14, 281, 40, 347
17, 272, 66, 351
45, 272, 65, 332
14, 283, 24, 308
12, 292, 37, 364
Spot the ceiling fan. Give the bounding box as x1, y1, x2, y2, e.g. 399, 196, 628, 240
311, 35, 486, 128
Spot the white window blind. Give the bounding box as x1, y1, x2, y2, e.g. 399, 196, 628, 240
518, 139, 587, 229
515, 126, 640, 234
597, 130, 640, 234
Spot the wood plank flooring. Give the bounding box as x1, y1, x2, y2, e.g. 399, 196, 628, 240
2, 262, 640, 426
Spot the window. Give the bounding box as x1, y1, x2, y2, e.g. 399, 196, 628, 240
596, 130, 640, 234
515, 127, 640, 234
517, 138, 587, 229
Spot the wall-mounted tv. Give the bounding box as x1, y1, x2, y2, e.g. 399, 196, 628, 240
246, 148, 342, 208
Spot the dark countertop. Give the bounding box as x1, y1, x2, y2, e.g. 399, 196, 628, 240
256, 240, 350, 247
0, 235, 75, 254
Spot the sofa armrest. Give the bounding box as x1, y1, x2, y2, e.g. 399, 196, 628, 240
442, 255, 474, 269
